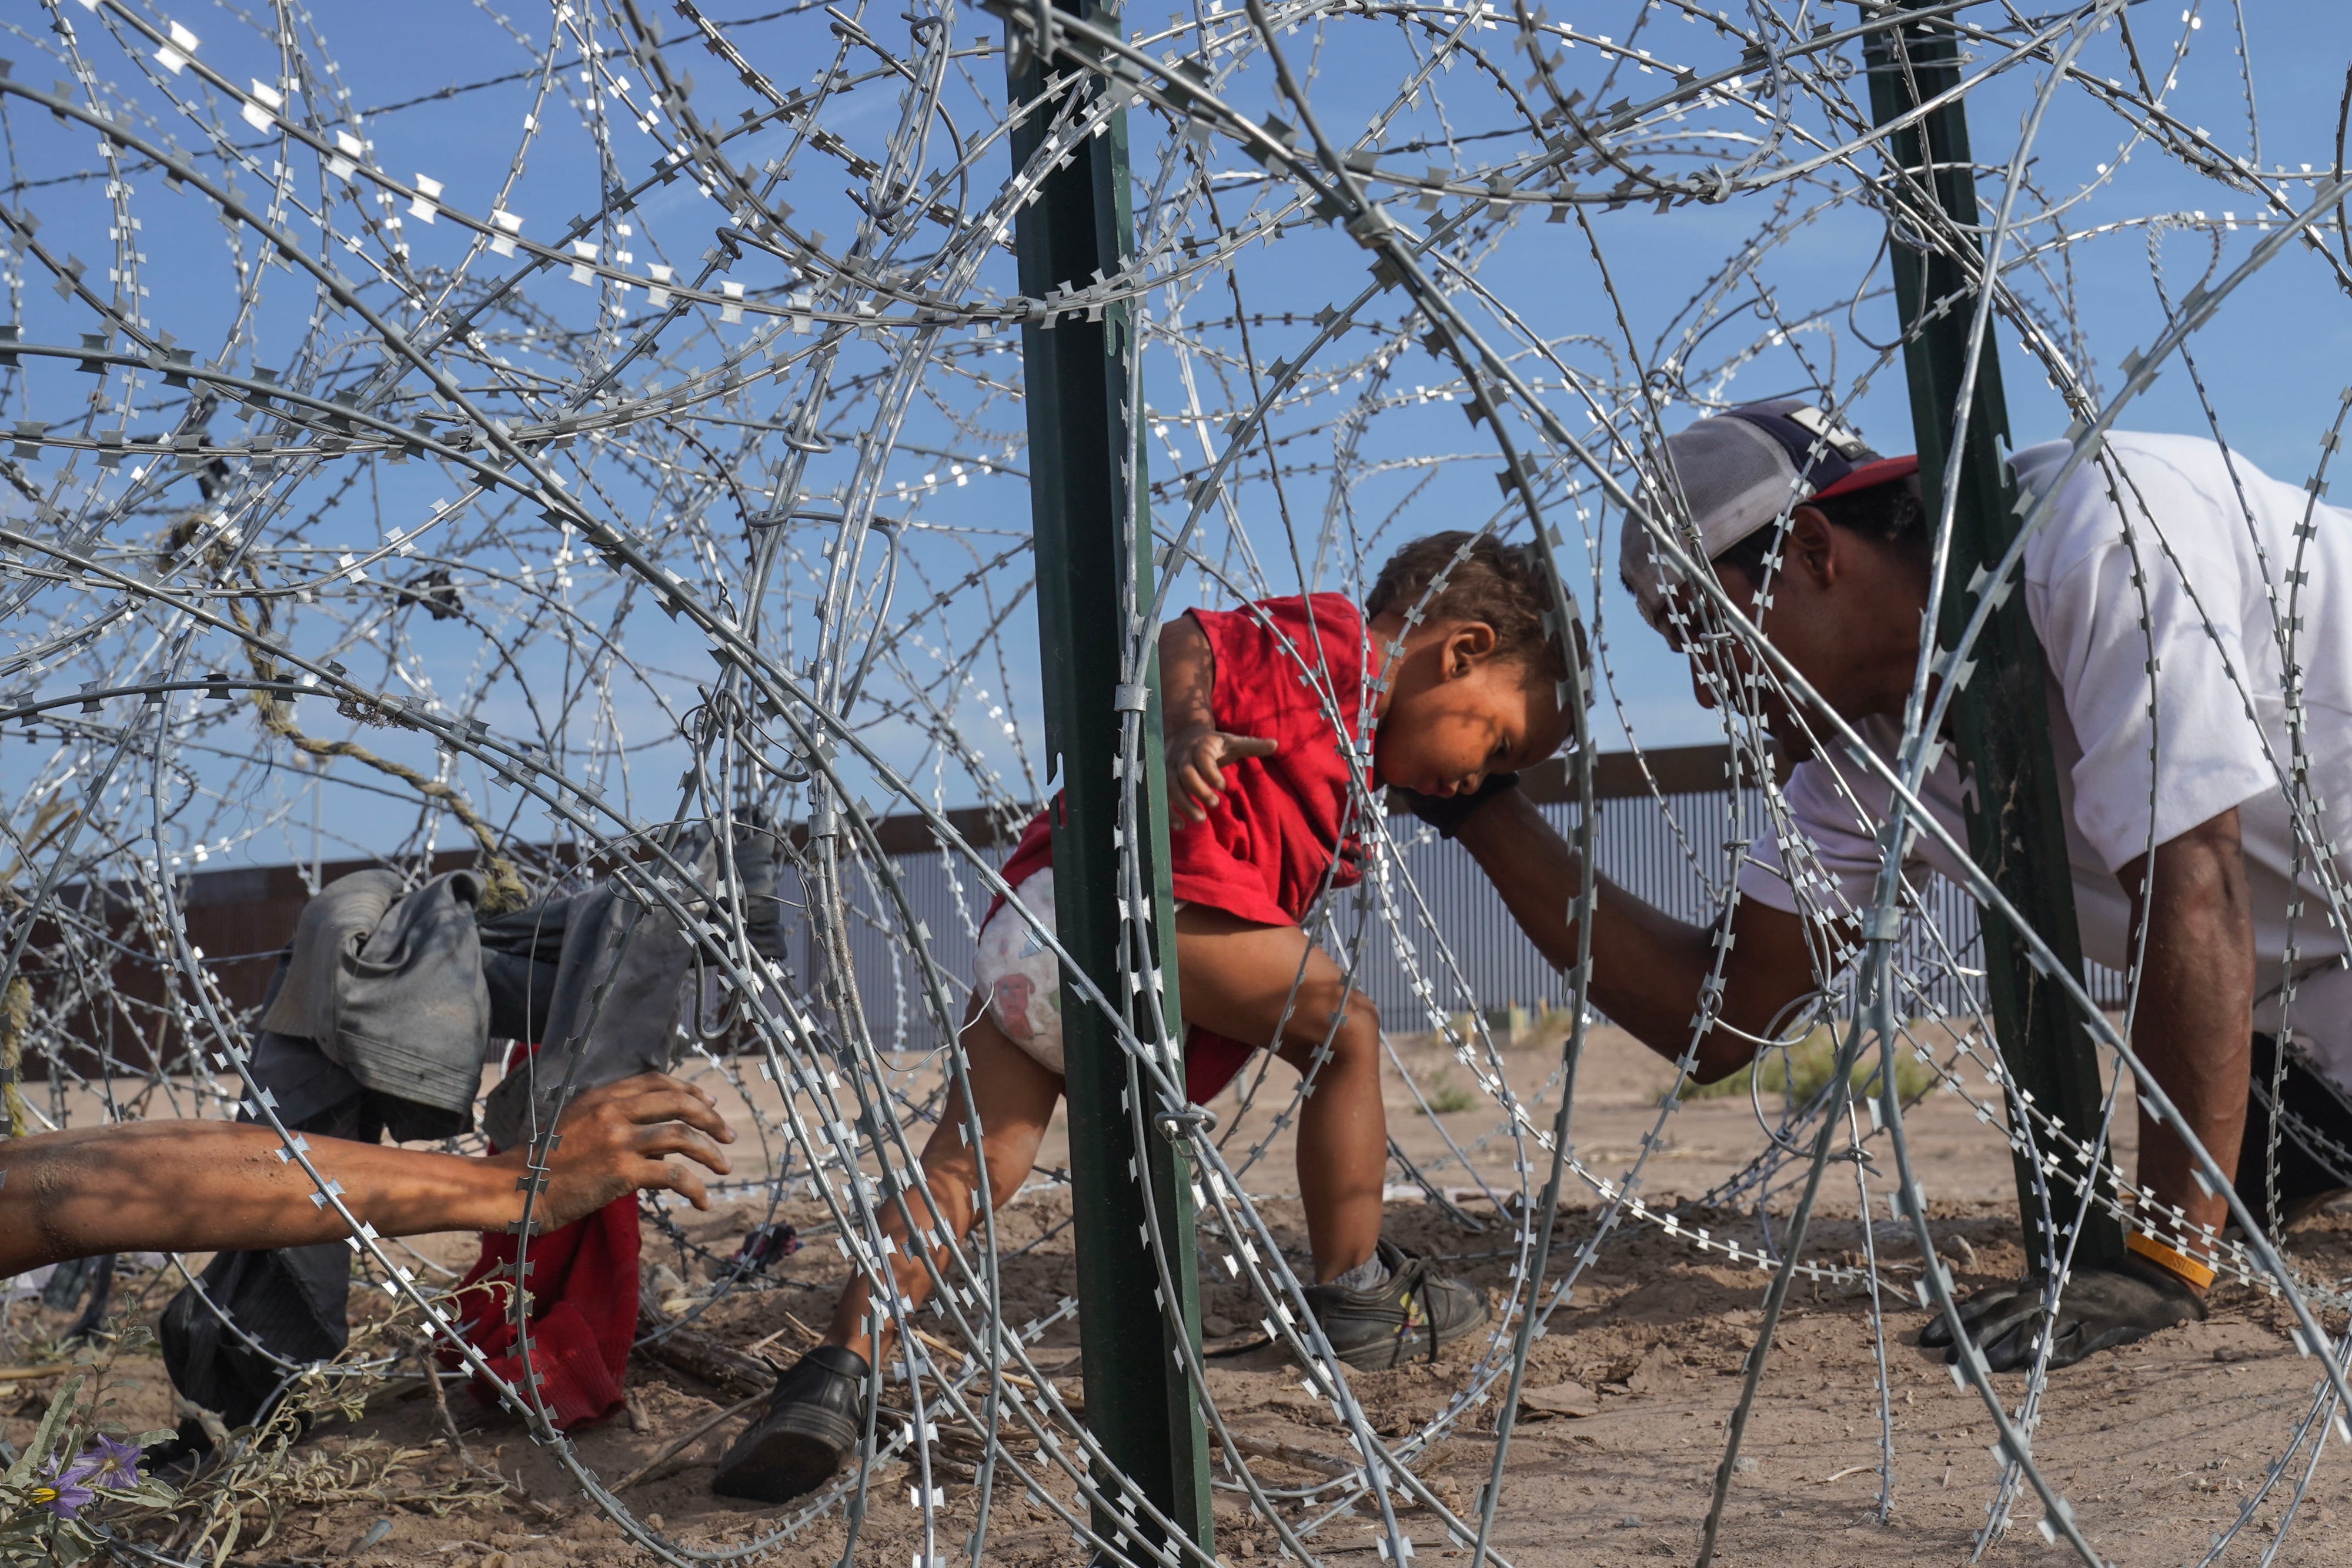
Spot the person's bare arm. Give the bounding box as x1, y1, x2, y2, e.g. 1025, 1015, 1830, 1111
0, 1072, 734, 1278
1452, 788, 1825, 1079
1916, 808, 2257, 1363
2119, 807, 2255, 1258
1159, 612, 1275, 824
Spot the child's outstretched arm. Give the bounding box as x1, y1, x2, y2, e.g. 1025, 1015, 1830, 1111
1158, 613, 1277, 825
0, 1072, 734, 1278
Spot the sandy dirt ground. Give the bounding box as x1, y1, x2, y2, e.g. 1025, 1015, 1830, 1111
9, 1025, 2351, 1567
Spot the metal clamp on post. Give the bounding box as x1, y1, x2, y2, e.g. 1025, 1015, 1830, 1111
1154, 1106, 1218, 1143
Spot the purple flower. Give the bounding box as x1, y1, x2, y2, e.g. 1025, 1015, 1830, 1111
32, 1458, 96, 1520
76, 1434, 142, 1490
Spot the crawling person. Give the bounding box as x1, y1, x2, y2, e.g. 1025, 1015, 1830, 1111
711, 532, 1572, 1504
1415, 402, 2352, 1372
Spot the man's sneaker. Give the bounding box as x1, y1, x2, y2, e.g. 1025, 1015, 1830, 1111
1301, 1240, 1489, 1370
710, 1345, 870, 1504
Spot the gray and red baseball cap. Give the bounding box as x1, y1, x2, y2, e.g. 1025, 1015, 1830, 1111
1618, 399, 1918, 630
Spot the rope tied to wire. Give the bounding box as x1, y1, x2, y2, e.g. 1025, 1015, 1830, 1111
1, 977, 31, 1138
222, 594, 529, 914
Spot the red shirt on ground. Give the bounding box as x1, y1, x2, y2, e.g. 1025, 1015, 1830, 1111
994, 593, 1378, 1099
440, 1045, 640, 1430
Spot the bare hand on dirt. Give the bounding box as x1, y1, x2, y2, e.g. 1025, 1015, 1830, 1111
501, 1072, 737, 1229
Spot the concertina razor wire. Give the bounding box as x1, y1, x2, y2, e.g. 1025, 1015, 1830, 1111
0, 0, 2349, 1563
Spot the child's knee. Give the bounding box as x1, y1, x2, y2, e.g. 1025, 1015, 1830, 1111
1285, 988, 1381, 1073
1327, 987, 1380, 1055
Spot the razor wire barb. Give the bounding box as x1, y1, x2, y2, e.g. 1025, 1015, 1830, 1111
0, 0, 2347, 1563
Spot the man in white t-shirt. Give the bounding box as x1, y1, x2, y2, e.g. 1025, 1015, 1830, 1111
1406, 400, 2352, 1372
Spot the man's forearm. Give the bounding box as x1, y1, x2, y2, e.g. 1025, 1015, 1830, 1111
1454, 790, 1815, 1078
0, 1074, 731, 1281
2122, 811, 2256, 1257
0, 1120, 526, 1276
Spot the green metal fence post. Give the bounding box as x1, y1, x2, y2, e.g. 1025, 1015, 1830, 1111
1005, 5, 1216, 1559
1862, 5, 2126, 1274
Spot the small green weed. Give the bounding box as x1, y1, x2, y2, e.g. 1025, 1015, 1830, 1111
1675, 1025, 1940, 1107
1428, 1076, 1478, 1114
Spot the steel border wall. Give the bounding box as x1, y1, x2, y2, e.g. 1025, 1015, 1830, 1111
133, 746, 2127, 1063
816, 745, 2130, 1054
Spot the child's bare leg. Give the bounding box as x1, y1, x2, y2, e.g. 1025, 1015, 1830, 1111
823, 1007, 1063, 1363
1172, 907, 1386, 1283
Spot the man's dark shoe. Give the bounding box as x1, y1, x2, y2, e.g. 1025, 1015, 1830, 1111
2279, 1186, 2352, 1229
1301, 1240, 1489, 1370
1917, 1257, 2204, 1371
711, 1345, 870, 1503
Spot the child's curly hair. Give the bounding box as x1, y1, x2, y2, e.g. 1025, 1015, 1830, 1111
1365, 531, 1568, 683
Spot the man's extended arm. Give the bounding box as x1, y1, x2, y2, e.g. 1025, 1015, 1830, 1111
1451, 787, 1825, 1079
0, 1072, 734, 1278
2119, 806, 2255, 1249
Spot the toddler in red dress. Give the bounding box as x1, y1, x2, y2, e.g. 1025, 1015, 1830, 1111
715, 533, 1571, 1503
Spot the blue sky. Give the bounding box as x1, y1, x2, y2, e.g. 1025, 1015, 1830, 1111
6, 1, 2351, 871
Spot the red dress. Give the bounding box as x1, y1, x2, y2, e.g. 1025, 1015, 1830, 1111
440, 1043, 641, 1430
994, 593, 1378, 1101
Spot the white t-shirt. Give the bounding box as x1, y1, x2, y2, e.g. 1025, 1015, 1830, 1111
1738, 431, 2352, 1089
